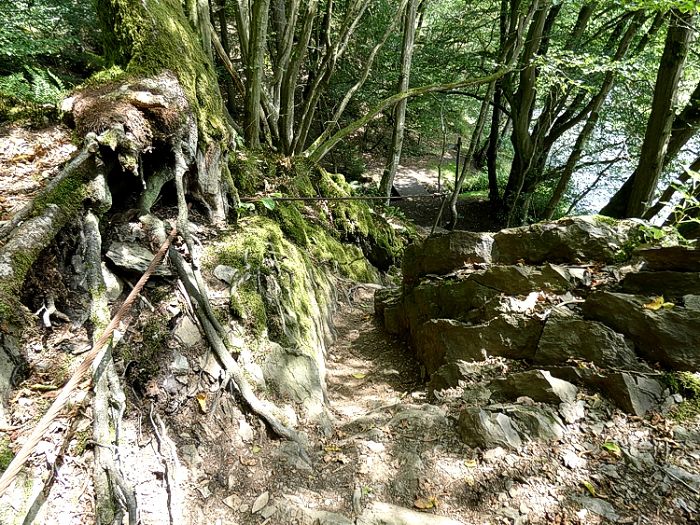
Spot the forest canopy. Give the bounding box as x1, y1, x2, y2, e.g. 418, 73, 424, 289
0, 0, 699, 230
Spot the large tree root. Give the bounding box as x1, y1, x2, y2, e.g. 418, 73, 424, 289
84, 210, 137, 524
142, 214, 310, 458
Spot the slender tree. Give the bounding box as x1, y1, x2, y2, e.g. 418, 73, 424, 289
379, 0, 420, 203
601, 9, 696, 218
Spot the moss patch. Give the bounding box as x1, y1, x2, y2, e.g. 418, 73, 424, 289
0, 435, 13, 472
665, 372, 700, 422
96, 0, 228, 144
205, 216, 377, 348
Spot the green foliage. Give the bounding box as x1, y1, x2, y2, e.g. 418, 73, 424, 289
0, 0, 98, 71
0, 66, 66, 121
669, 169, 700, 239
0, 0, 99, 122
665, 372, 700, 422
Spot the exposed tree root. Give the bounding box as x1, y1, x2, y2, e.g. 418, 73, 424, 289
142, 214, 310, 459
149, 406, 185, 525
84, 210, 137, 524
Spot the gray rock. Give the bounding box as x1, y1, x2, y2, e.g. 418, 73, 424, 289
374, 287, 406, 336
0, 331, 25, 410
489, 370, 578, 404
635, 246, 700, 272
508, 404, 565, 441
458, 408, 523, 449
459, 404, 565, 449
101, 262, 123, 301
414, 315, 542, 374
427, 361, 494, 399
572, 496, 620, 522
389, 404, 449, 433
357, 501, 465, 525
401, 277, 499, 334
213, 264, 237, 284
559, 400, 586, 424
402, 231, 493, 284
601, 372, 665, 416
262, 342, 325, 419
541, 365, 606, 387
673, 426, 700, 443
583, 291, 700, 371
170, 351, 190, 374
269, 496, 353, 525
536, 316, 643, 370
173, 315, 203, 347
684, 295, 700, 311
276, 441, 313, 471
472, 263, 575, 295
492, 216, 646, 265
620, 271, 700, 298
106, 241, 172, 276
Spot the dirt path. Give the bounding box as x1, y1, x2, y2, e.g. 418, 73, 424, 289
366, 154, 501, 232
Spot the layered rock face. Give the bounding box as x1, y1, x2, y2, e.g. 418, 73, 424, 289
376, 216, 700, 447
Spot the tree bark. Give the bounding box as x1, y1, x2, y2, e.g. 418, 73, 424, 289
601, 9, 695, 218
244, 0, 271, 148
379, 0, 420, 204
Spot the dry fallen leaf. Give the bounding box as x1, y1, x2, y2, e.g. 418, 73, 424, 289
196, 392, 207, 413
643, 296, 674, 310
414, 496, 439, 509
251, 491, 269, 514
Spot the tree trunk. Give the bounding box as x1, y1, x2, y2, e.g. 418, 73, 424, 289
543, 11, 643, 219
379, 0, 420, 204
601, 9, 695, 218
244, 0, 271, 148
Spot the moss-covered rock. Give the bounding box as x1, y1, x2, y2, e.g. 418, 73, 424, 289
0, 434, 13, 472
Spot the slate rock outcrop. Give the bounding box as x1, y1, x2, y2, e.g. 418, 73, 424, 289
376, 216, 700, 447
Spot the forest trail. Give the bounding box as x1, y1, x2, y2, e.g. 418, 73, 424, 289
1, 124, 698, 525
366, 154, 501, 232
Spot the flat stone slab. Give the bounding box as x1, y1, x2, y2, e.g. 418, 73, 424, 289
635, 246, 700, 272
106, 241, 172, 276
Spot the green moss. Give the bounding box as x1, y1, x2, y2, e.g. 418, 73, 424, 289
593, 214, 618, 227
230, 287, 268, 336
97, 0, 228, 144
230, 153, 265, 195
273, 202, 310, 247
0, 436, 13, 472
72, 428, 91, 456
121, 314, 168, 380
665, 372, 700, 422
205, 216, 377, 350
86, 65, 127, 85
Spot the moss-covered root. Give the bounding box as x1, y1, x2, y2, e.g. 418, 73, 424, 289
83, 211, 137, 523
0, 146, 98, 322
143, 215, 309, 455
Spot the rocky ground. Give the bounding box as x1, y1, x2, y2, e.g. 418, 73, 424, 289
1, 125, 699, 525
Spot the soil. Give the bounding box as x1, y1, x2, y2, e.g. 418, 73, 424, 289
1, 126, 699, 524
